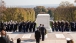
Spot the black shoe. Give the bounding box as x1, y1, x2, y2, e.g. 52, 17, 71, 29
42, 40, 44, 41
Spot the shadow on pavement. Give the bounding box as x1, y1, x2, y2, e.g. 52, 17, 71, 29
21, 39, 35, 43
7, 32, 34, 34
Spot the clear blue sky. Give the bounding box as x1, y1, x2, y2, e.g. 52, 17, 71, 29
3, 0, 75, 6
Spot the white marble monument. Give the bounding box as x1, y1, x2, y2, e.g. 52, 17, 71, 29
36, 14, 52, 32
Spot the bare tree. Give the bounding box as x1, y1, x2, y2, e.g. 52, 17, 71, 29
0, 0, 6, 13
59, 1, 74, 8
0, 0, 6, 21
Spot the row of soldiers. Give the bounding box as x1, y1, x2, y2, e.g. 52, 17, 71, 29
0, 20, 36, 33
51, 20, 76, 32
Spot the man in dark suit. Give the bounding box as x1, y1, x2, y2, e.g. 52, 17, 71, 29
0, 37, 8, 43
35, 27, 41, 43
40, 24, 46, 41
0, 30, 10, 43
17, 38, 21, 43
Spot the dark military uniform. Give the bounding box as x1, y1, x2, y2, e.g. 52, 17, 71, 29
75, 22, 76, 31
18, 22, 22, 32
29, 22, 33, 32
35, 29, 41, 43
33, 22, 36, 32
26, 22, 28, 32
0, 22, 4, 31
13, 23, 18, 32
10, 23, 14, 32
61, 21, 65, 32
22, 22, 26, 33
65, 22, 69, 31
7, 23, 10, 32
54, 22, 58, 31
26, 21, 30, 32
51, 22, 55, 32
70, 22, 75, 31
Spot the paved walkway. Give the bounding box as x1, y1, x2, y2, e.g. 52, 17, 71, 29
4, 32, 76, 43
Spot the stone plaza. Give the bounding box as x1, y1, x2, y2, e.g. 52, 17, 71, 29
2, 32, 76, 43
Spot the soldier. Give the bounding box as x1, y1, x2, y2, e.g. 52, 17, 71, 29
18, 22, 22, 32
9, 21, 11, 32
29, 21, 33, 32
51, 21, 55, 32
26, 21, 30, 32
70, 22, 75, 31
29, 21, 32, 32
58, 21, 61, 31
70, 22, 73, 31
13, 21, 18, 32
61, 20, 65, 32
54, 21, 58, 31
4, 21, 8, 31
10, 22, 12, 32
73, 22, 75, 31
75, 22, 76, 31
12, 21, 15, 32
22, 21, 26, 33
6, 22, 9, 32
11, 21, 15, 32
0, 21, 4, 31
65, 21, 69, 31
7, 22, 10, 32
26, 21, 28, 32
0, 22, 1, 31
33, 21, 36, 32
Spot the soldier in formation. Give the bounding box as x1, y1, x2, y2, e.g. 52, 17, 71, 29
51, 20, 76, 32
0, 20, 36, 33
